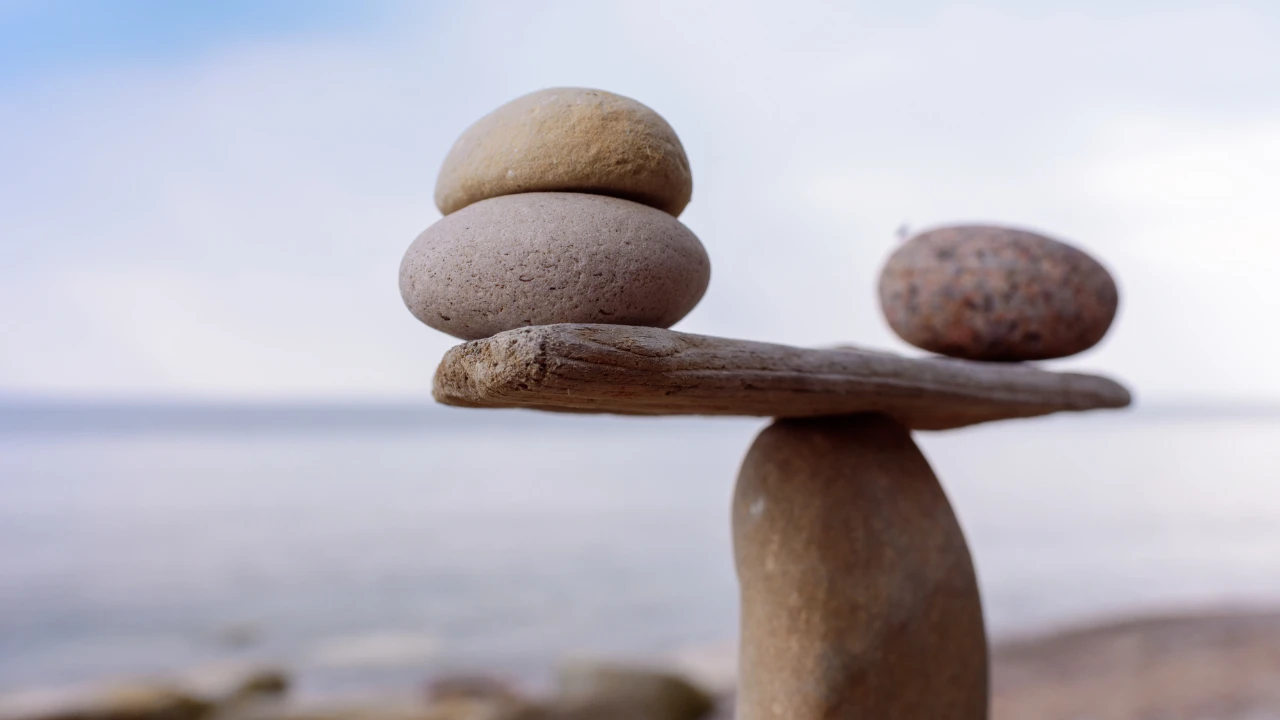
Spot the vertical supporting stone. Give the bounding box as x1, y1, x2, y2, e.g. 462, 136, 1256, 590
733, 414, 988, 719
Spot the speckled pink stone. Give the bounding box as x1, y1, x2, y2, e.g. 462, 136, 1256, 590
399, 192, 710, 340
878, 225, 1119, 361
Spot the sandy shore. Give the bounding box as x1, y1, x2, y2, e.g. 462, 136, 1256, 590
692, 609, 1280, 719
990, 608, 1280, 719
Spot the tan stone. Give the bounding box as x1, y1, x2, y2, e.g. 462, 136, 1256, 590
232, 700, 531, 720
213, 669, 290, 720
733, 414, 988, 719
435, 88, 692, 217
415, 697, 654, 720
400, 194, 710, 340
420, 698, 528, 720
226, 671, 288, 702
1, 685, 214, 720
425, 676, 521, 707
555, 662, 714, 720
495, 700, 645, 720
432, 324, 1131, 428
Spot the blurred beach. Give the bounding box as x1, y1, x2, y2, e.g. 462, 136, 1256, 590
2, 402, 1278, 701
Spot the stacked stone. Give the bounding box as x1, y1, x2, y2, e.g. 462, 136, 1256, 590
879, 225, 1120, 361
399, 88, 710, 341
408, 88, 1132, 720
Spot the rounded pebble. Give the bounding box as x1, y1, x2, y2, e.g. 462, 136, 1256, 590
878, 225, 1119, 361
400, 192, 710, 340
435, 87, 693, 217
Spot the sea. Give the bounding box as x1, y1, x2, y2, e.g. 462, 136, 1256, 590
1, 402, 1278, 699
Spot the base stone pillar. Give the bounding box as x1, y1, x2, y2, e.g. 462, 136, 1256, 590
732, 414, 988, 719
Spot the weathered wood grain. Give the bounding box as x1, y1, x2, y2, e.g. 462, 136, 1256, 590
432, 324, 1131, 429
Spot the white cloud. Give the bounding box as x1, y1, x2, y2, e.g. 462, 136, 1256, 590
1, 0, 1277, 400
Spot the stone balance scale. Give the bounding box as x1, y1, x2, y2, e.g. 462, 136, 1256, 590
400, 88, 1130, 720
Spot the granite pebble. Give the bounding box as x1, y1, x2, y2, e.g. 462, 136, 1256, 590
879, 224, 1119, 361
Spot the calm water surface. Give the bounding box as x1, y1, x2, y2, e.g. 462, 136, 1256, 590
1, 405, 1277, 697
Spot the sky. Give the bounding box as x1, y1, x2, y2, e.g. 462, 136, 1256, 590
1, 0, 1277, 402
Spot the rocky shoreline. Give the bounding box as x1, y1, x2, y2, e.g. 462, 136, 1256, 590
3, 608, 1277, 720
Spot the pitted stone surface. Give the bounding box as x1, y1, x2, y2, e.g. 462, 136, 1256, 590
879, 225, 1119, 361
435, 88, 693, 217
400, 194, 710, 340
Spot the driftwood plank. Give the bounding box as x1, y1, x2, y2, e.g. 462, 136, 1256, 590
432, 324, 1131, 430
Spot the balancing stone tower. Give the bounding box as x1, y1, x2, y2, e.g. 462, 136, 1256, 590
401, 88, 1129, 720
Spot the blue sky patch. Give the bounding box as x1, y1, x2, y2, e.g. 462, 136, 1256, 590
0, 0, 394, 91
